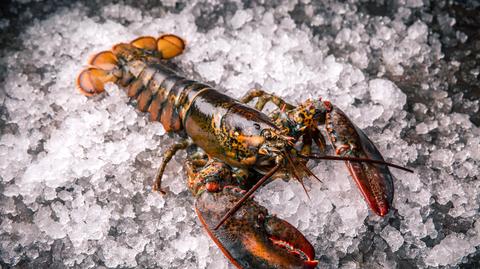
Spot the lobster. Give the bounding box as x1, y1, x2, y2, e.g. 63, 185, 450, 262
77, 34, 412, 268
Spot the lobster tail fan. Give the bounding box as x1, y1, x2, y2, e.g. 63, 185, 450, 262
130, 36, 157, 51
76, 67, 118, 96
157, 34, 185, 59
89, 51, 119, 71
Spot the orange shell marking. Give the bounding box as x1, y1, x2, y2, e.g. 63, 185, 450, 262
157, 34, 185, 59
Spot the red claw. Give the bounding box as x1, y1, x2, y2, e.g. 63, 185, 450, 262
325, 107, 394, 216
195, 187, 318, 269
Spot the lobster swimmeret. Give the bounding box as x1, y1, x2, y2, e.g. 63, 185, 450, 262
77, 34, 412, 269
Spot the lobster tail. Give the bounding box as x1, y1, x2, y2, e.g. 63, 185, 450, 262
76, 34, 185, 97
76, 67, 118, 96
128, 35, 185, 59
156, 34, 185, 59
131, 36, 158, 51
77, 51, 120, 96
89, 51, 119, 70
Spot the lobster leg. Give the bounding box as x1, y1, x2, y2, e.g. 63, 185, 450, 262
240, 89, 295, 111
184, 151, 209, 194
153, 139, 190, 193
300, 130, 313, 156
310, 127, 327, 152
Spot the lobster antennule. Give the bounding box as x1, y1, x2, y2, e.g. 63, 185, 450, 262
285, 154, 311, 200
299, 161, 322, 183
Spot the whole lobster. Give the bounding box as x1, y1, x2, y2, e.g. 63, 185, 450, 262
77, 34, 412, 268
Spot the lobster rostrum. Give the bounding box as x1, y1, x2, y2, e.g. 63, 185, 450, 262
77, 34, 412, 269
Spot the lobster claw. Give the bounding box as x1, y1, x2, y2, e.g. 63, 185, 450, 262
325, 106, 394, 216
195, 187, 318, 269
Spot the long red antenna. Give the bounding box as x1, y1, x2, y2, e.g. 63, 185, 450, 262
299, 161, 322, 182
300, 154, 413, 173
214, 163, 281, 230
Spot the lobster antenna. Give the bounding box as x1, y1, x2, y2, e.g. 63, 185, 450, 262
300, 154, 413, 173
298, 177, 311, 200
214, 163, 281, 230
299, 161, 322, 183
286, 154, 310, 200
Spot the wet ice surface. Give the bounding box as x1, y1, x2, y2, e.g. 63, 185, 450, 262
1, 0, 479, 268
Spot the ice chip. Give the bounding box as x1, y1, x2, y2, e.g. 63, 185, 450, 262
425, 234, 474, 266
230, 9, 253, 30
381, 226, 404, 252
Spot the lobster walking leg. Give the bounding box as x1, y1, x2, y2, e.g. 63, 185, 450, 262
153, 139, 190, 193
300, 130, 313, 156
240, 89, 295, 111
311, 127, 327, 152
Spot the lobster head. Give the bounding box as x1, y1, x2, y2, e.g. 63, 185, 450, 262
255, 98, 332, 170
195, 186, 318, 269
287, 99, 332, 134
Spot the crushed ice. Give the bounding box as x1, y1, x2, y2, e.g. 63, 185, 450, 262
1, 0, 479, 268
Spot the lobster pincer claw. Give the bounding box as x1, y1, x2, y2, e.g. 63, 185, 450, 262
325, 106, 394, 216
195, 187, 318, 269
